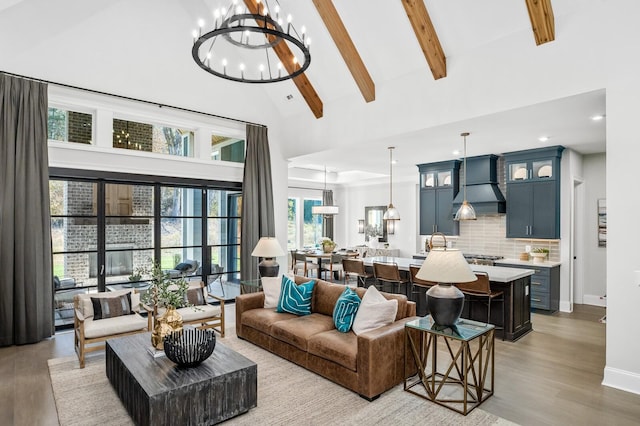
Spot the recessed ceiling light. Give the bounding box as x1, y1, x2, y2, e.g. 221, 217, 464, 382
538, 136, 549, 142
591, 114, 605, 121
286, 94, 293, 100
452, 150, 461, 155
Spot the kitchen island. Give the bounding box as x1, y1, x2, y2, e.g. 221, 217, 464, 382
364, 257, 534, 341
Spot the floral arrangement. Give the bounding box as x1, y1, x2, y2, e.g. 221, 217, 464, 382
320, 237, 337, 252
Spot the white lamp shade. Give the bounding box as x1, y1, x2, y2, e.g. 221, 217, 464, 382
251, 237, 285, 258
383, 204, 400, 220
415, 248, 477, 283
312, 205, 339, 215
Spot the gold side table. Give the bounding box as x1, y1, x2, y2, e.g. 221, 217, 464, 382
404, 316, 495, 415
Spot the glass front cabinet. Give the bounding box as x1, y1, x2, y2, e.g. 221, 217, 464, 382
417, 160, 461, 236
504, 146, 564, 239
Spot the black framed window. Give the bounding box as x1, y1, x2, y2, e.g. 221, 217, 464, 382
49, 168, 241, 330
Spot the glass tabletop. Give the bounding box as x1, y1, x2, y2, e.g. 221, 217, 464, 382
405, 316, 494, 341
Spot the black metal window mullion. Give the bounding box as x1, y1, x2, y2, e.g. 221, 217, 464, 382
153, 184, 162, 265
97, 180, 106, 292
202, 187, 209, 281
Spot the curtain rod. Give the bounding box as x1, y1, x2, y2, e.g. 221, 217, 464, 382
0, 70, 266, 128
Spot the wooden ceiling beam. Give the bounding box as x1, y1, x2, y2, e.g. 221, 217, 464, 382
401, 0, 446, 80
525, 0, 555, 45
243, 0, 324, 118
312, 0, 375, 103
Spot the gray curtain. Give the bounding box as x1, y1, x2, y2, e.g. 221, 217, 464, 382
0, 73, 53, 346
240, 124, 275, 282
322, 189, 334, 240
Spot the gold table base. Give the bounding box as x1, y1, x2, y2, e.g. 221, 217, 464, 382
404, 324, 495, 415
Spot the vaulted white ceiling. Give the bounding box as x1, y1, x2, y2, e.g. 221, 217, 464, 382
0, 0, 607, 183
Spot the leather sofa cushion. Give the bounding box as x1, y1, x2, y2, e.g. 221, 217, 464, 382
242, 308, 297, 335
295, 275, 409, 320
310, 280, 346, 316
308, 329, 358, 372
271, 314, 335, 351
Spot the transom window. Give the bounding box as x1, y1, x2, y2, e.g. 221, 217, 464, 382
113, 118, 194, 157
47, 107, 93, 144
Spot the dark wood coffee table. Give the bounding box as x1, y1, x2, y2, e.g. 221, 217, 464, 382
106, 333, 257, 425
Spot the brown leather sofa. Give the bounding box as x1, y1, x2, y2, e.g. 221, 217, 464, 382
235, 276, 418, 400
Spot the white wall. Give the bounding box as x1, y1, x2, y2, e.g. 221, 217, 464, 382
582, 154, 607, 304
336, 177, 419, 258
602, 2, 640, 395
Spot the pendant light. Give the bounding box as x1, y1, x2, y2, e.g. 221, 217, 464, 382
454, 132, 477, 221
383, 147, 401, 221
312, 166, 339, 216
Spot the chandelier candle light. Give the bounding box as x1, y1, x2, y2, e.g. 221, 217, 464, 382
383, 146, 400, 221
191, 0, 311, 83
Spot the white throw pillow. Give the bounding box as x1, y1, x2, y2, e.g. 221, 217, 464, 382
352, 286, 398, 336
262, 276, 282, 309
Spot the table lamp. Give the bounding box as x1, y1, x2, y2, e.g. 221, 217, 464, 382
251, 237, 285, 277
415, 246, 477, 327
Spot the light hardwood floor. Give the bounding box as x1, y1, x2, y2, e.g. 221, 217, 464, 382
1, 304, 639, 425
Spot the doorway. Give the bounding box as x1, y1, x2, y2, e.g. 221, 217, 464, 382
570, 177, 585, 311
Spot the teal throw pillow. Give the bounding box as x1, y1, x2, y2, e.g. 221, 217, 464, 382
276, 275, 315, 316
333, 287, 361, 333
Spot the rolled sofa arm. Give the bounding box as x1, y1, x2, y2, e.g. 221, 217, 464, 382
235, 292, 265, 339
357, 316, 420, 399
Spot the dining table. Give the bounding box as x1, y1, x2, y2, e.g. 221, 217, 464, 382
297, 250, 360, 280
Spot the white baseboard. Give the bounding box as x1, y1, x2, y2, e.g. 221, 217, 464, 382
559, 301, 572, 312
603, 366, 640, 395
583, 294, 607, 307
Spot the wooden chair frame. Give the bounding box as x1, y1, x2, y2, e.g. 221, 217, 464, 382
73, 290, 149, 368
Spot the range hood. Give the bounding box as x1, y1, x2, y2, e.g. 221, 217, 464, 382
452, 155, 506, 215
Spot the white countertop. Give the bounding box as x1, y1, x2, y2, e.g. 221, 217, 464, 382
496, 258, 562, 268
363, 257, 535, 283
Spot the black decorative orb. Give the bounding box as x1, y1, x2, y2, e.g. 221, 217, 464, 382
426, 283, 465, 327
163, 328, 216, 367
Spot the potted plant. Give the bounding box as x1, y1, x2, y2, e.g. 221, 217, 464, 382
530, 247, 549, 263
321, 237, 337, 253
140, 261, 190, 350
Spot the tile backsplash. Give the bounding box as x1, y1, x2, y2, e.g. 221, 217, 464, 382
421, 215, 560, 261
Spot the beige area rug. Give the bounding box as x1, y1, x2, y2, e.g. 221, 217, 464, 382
49, 334, 516, 426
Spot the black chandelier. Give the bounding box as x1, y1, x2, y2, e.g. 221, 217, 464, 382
191, 0, 311, 84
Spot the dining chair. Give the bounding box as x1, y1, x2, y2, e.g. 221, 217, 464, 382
293, 251, 319, 277
323, 254, 345, 282
372, 262, 408, 294
342, 258, 373, 288
456, 272, 505, 340
291, 250, 305, 274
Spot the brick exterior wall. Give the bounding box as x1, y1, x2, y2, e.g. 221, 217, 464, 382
61, 182, 153, 285
67, 111, 92, 144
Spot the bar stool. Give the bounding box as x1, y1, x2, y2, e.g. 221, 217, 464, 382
456, 272, 505, 340
409, 264, 436, 314
373, 262, 408, 294
342, 258, 373, 287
